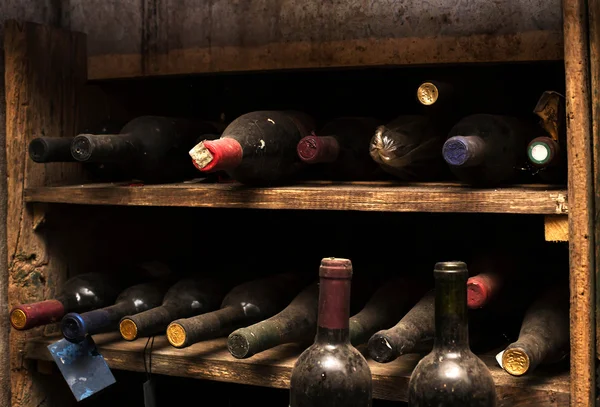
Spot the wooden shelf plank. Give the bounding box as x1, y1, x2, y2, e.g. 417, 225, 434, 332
25, 334, 569, 406
23, 182, 568, 215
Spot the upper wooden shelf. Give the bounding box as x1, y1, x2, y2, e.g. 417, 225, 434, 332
23, 182, 568, 215
25, 333, 569, 406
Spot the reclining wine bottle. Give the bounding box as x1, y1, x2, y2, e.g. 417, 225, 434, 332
228, 282, 319, 359
296, 117, 382, 180
119, 277, 228, 341
368, 290, 435, 363
10, 272, 127, 331
369, 115, 448, 181
166, 272, 312, 348
442, 114, 540, 186
70, 116, 222, 182
349, 276, 428, 347
28, 120, 127, 180
289, 258, 372, 407
500, 283, 569, 376
526, 91, 567, 184
61, 280, 170, 343
189, 110, 315, 186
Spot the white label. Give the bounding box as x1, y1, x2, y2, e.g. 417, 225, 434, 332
495, 350, 505, 369
531, 144, 550, 162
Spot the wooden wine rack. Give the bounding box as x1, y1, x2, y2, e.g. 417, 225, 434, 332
3, 0, 597, 405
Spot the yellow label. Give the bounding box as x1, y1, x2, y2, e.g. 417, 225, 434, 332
502, 348, 530, 376
167, 323, 187, 348
417, 82, 439, 105
10, 309, 27, 329
119, 319, 138, 341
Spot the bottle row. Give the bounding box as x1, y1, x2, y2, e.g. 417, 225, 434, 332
11, 255, 568, 381
28, 86, 566, 187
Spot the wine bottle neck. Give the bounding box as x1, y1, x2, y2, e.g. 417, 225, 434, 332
528, 136, 560, 168
297, 135, 340, 164
434, 267, 469, 350
316, 277, 351, 343
71, 133, 135, 163
189, 138, 243, 172
442, 135, 486, 168
28, 137, 75, 163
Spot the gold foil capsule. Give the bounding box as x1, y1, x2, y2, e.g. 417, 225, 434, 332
502, 348, 530, 376
119, 319, 138, 341
167, 323, 187, 348
417, 82, 439, 106
10, 309, 27, 329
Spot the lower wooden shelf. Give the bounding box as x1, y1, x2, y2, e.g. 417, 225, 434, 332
25, 333, 570, 406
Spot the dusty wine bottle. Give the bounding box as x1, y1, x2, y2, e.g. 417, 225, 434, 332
9, 272, 126, 331
350, 277, 427, 346
289, 258, 372, 407
70, 116, 222, 182
189, 110, 315, 185
500, 283, 569, 376
369, 115, 448, 181
368, 290, 435, 363
119, 277, 228, 341
166, 272, 311, 348
442, 114, 539, 186
296, 117, 381, 180
527, 91, 567, 183
227, 282, 319, 359
408, 262, 497, 407
61, 281, 169, 343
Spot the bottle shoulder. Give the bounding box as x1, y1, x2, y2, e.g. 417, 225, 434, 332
409, 349, 496, 404
291, 342, 372, 382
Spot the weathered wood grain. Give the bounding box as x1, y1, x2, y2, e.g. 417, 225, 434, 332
588, 0, 600, 362
22, 182, 569, 215
25, 333, 570, 406
60, 0, 564, 80
545, 215, 569, 242
563, 0, 597, 405
5, 20, 87, 407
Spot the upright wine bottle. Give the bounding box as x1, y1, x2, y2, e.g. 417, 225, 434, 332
526, 91, 567, 184
349, 277, 427, 346
408, 262, 497, 407
289, 258, 372, 407
119, 277, 228, 341
368, 290, 435, 363
369, 115, 448, 181
442, 114, 539, 186
166, 272, 311, 348
227, 282, 319, 359
500, 283, 569, 376
189, 110, 315, 185
9, 272, 126, 331
61, 280, 169, 343
70, 116, 222, 182
296, 117, 381, 180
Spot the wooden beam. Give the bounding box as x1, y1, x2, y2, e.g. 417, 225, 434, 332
22, 182, 568, 215
4, 20, 87, 407
25, 333, 570, 406
545, 215, 569, 242
86, 31, 565, 80
62, 0, 563, 80
562, 0, 596, 405
589, 0, 600, 362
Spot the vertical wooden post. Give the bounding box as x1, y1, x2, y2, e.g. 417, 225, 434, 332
4, 20, 87, 407
589, 0, 600, 366
563, 0, 596, 405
